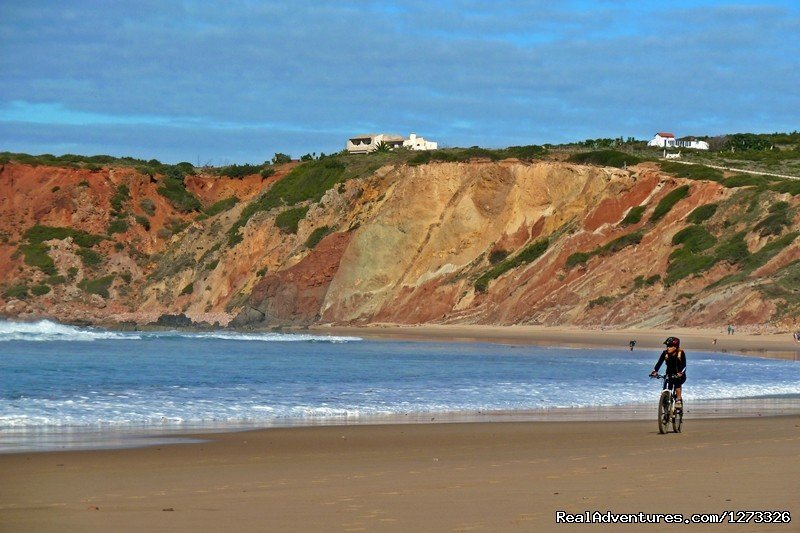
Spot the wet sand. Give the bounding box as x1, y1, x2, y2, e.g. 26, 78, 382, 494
313, 324, 800, 360
2, 416, 799, 532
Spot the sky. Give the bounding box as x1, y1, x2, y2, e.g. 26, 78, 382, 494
1, 1, 799, 165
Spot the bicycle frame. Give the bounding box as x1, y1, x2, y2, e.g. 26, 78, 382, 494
651, 373, 680, 396
651, 373, 683, 433
660, 374, 679, 398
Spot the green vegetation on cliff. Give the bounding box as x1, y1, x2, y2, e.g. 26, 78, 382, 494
650, 185, 691, 222
76, 247, 103, 268
671, 225, 716, 252
17, 225, 105, 275
157, 169, 201, 213
108, 218, 129, 235
275, 206, 309, 234
686, 203, 718, 224
31, 284, 51, 296
3, 284, 29, 300
759, 260, 800, 316
664, 185, 798, 286
19, 243, 56, 275
78, 275, 115, 298
305, 226, 333, 249
566, 231, 644, 269
754, 201, 792, 236
475, 239, 549, 292
666, 241, 717, 286
110, 184, 130, 213
203, 197, 238, 217
620, 205, 646, 226
228, 158, 346, 245
139, 198, 157, 216
269, 158, 347, 205
24, 226, 104, 248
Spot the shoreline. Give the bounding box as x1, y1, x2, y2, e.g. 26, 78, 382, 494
312, 323, 800, 360
3, 415, 799, 531
4, 316, 800, 360
4, 396, 800, 455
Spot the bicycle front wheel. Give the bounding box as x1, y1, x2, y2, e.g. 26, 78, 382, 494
658, 390, 670, 434
672, 404, 683, 433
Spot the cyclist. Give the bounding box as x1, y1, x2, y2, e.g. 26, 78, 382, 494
649, 337, 686, 410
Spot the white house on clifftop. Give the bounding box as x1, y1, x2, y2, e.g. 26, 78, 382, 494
346, 133, 438, 154
648, 132, 676, 148
647, 132, 709, 150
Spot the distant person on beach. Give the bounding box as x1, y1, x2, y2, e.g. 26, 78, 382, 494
794, 331, 800, 343
649, 337, 686, 410
629, 340, 636, 351
727, 324, 733, 335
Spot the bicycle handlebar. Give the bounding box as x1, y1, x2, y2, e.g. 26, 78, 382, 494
649, 373, 680, 379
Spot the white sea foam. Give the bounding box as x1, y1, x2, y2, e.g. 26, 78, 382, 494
0, 320, 361, 343
3, 380, 798, 429
167, 331, 362, 343
0, 320, 134, 342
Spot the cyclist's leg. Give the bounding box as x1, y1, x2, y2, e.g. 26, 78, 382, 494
675, 374, 686, 405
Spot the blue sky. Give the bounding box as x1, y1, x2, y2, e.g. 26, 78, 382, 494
1, 1, 798, 164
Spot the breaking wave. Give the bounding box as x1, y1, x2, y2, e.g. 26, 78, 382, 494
0, 320, 133, 342
0, 320, 361, 343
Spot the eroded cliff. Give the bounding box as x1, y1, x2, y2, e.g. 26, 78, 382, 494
1, 156, 798, 330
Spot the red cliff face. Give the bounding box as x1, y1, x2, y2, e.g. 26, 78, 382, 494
2, 159, 798, 331
245, 231, 353, 325
0, 162, 282, 323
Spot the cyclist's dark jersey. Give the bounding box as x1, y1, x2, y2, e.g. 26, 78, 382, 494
653, 349, 686, 376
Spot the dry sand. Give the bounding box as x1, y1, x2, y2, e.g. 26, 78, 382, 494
2, 417, 799, 532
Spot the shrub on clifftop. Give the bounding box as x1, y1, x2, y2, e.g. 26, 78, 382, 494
568, 150, 640, 169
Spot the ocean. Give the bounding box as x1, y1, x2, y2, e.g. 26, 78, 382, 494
2, 320, 800, 452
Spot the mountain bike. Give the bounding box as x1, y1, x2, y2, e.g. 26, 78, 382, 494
650, 373, 683, 434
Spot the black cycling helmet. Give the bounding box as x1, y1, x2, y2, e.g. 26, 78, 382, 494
664, 336, 680, 347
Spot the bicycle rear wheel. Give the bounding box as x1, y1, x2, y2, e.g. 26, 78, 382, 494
658, 390, 670, 434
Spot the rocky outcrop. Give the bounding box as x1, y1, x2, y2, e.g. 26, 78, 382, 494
152, 313, 194, 328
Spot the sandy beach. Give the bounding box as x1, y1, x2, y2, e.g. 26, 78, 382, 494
313, 324, 800, 360
2, 325, 799, 532
1, 417, 798, 532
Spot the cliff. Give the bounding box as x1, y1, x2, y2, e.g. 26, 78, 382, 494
1, 156, 798, 330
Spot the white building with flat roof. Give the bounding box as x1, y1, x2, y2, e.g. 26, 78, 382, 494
346, 133, 438, 154
648, 132, 709, 150
676, 137, 710, 150
403, 133, 437, 151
